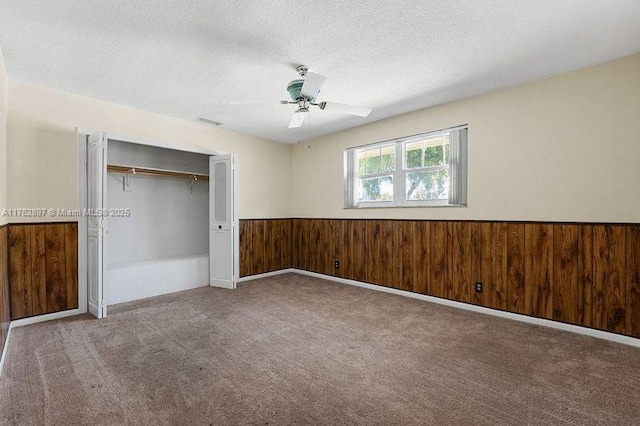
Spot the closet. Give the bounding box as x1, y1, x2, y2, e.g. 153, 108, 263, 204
83, 132, 238, 319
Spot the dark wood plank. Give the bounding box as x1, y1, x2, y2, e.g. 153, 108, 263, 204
298, 219, 311, 272
625, 225, 640, 338
270, 220, 283, 273
365, 220, 384, 285
31, 225, 47, 315
291, 219, 301, 270
489, 222, 508, 310
449, 222, 471, 303
44, 224, 67, 314
553, 224, 579, 323
593, 225, 626, 334
428, 221, 447, 298
253, 220, 266, 275
507, 223, 526, 314
349, 220, 366, 282
0, 226, 9, 354
578, 225, 594, 328
469, 222, 484, 306
284, 219, 293, 269
412, 221, 429, 294
8, 225, 32, 319
525, 223, 553, 319
399, 221, 413, 291
387, 221, 403, 290
239, 220, 252, 277
64, 223, 78, 309
330, 220, 342, 277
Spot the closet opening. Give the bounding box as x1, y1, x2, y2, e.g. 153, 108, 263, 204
77, 131, 239, 319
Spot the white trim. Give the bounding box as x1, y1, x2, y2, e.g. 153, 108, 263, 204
103, 132, 220, 156
292, 269, 640, 349
76, 129, 88, 315
9, 309, 83, 328
237, 268, 295, 283
0, 326, 11, 377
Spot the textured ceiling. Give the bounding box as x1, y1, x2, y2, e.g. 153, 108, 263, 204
1, 1, 640, 144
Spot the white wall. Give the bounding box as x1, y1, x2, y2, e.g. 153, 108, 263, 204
291, 53, 640, 223
106, 141, 209, 264
7, 82, 291, 221
0, 47, 7, 226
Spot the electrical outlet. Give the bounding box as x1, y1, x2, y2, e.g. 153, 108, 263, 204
334, 260, 340, 269
475, 282, 483, 293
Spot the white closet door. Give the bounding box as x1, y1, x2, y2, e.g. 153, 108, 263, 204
209, 154, 237, 289
87, 132, 107, 318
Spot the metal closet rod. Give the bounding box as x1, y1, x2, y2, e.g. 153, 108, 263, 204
106, 164, 209, 181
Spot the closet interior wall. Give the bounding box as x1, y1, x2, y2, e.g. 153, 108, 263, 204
106, 140, 210, 304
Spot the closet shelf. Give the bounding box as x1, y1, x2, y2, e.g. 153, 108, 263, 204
107, 164, 209, 181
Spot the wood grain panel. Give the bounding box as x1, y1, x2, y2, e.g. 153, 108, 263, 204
578, 225, 594, 328
365, 220, 384, 286
626, 226, 640, 337
553, 224, 579, 323
8, 225, 32, 319
239, 220, 253, 277
389, 221, 403, 290
44, 224, 67, 313
428, 221, 447, 298
507, 223, 526, 314
471, 223, 488, 307
479, 222, 507, 310
525, 224, 553, 319
239, 219, 292, 277
9, 223, 79, 319
31, 225, 46, 315
64, 224, 79, 310
409, 221, 429, 294
593, 225, 626, 334
449, 222, 471, 303
346, 220, 366, 281
0, 226, 9, 356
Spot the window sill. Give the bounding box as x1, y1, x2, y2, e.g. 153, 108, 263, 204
344, 203, 467, 209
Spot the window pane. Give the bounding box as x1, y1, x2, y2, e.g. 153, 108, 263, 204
380, 145, 396, 172
405, 170, 449, 200
365, 148, 381, 174
358, 175, 393, 201
424, 143, 444, 166
405, 141, 423, 169
357, 150, 366, 175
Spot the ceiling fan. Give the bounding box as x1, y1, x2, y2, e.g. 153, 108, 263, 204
283, 65, 372, 128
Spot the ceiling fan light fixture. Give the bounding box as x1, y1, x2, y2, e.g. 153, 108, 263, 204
287, 79, 304, 101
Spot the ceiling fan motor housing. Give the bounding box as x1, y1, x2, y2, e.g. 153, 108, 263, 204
287, 79, 318, 102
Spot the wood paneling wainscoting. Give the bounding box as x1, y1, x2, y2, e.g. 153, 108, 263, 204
239, 219, 292, 277
8, 223, 78, 320
0, 225, 10, 355
239, 218, 640, 339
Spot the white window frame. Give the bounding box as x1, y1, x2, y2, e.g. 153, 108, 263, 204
344, 125, 468, 208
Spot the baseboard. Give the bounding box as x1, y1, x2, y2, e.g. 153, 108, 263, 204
292, 269, 640, 349
10, 308, 85, 328
237, 268, 296, 283
0, 326, 12, 377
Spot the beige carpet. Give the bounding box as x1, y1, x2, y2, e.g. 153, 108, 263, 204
1, 273, 640, 425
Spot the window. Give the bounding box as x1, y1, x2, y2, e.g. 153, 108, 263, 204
344, 126, 467, 208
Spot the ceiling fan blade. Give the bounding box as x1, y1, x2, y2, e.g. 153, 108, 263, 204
319, 102, 372, 117
288, 110, 308, 128
300, 72, 327, 99
228, 100, 277, 105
